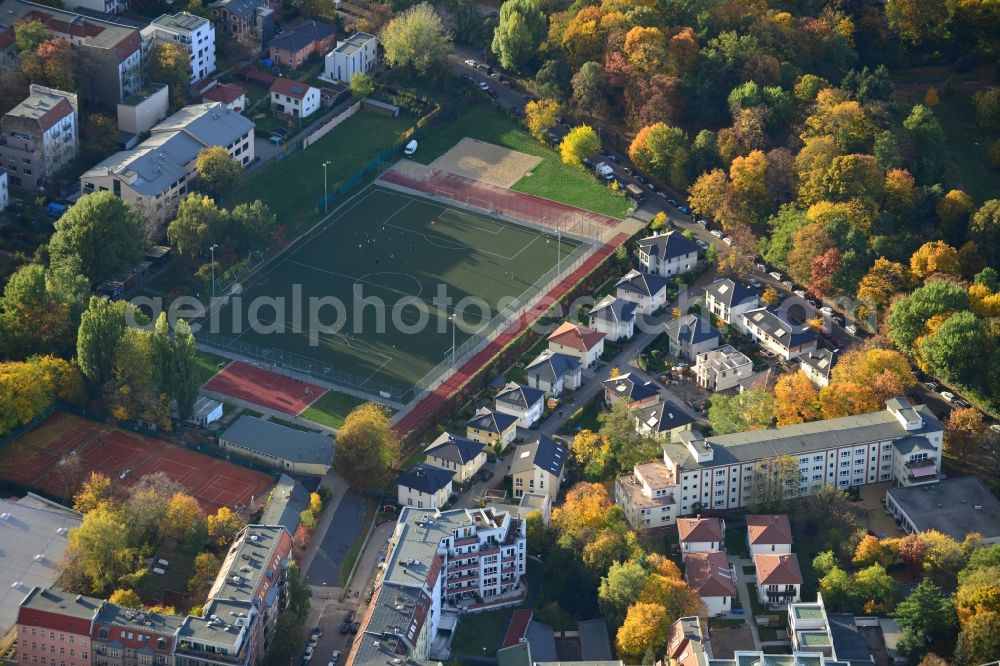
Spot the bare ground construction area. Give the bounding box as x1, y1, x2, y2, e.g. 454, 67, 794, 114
431, 137, 542, 188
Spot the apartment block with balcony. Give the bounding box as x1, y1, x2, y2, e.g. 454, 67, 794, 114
615, 461, 677, 530
93, 606, 181, 666
613, 398, 944, 525
176, 599, 256, 666
0, 85, 78, 191
142, 12, 216, 83
754, 552, 802, 607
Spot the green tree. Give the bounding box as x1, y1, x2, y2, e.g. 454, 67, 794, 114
49, 191, 144, 286
598, 400, 660, 473
628, 123, 689, 191
80, 113, 120, 163
560, 125, 600, 167
886, 0, 950, 44
853, 564, 898, 611
163, 492, 207, 548
689, 130, 721, 178
490, 0, 545, 72
813, 550, 838, 576
708, 388, 774, 434
892, 580, 957, 658
973, 88, 1000, 131
598, 559, 650, 628
0, 264, 82, 359
61, 508, 137, 595
956, 609, 1000, 666
150, 42, 191, 110
14, 20, 48, 53
189, 552, 221, 596
745, 455, 802, 514
195, 146, 244, 197
108, 589, 142, 607
887, 279, 970, 354
903, 104, 946, 183
969, 199, 1000, 266
819, 565, 854, 610
918, 311, 989, 388
332, 403, 398, 491
76, 296, 132, 389
349, 71, 374, 98
229, 199, 277, 253
167, 194, 227, 260
570, 61, 608, 118
151, 314, 199, 420
380, 3, 452, 77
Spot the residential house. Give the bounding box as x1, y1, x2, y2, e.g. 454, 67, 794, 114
602, 373, 660, 409
754, 552, 802, 606
665, 617, 709, 666
632, 399, 696, 441
684, 550, 735, 616
269, 20, 335, 68
219, 414, 333, 476
615, 461, 677, 530
799, 349, 837, 388
210, 0, 276, 49
788, 597, 835, 658
704, 278, 759, 332
269, 77, 320, 118
615, 269, 668, 316
617, 397, 942, 519
92, 605, 182, 666
547, 321, 605, 369
746, 515, 793, 555
201, 82, 248, 112
0, 0, 142, 108
142, 12, 216, 83
0, 85, 78, 191
636, 230, 699, 277
117, 83, 169, 136
466, 407, 518, 448
16, 588, 99, 666
324, 31, 377, 83
588, 295, 636, 342
739, 307, 818, 361
424, 432, 487, 485
677, 516, 724, 552
885, 476, 1000, 545
694, 345, 753, 392
69, 0, 126, 15
494, 382, 545, 428
509, 435, 565, 500
525, 349, 581, 396
397, 463, 453, 510
665, 313, 720, 362
81, 102, 254, 234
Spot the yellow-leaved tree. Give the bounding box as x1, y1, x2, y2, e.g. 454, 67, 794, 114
560, 125, 600, 167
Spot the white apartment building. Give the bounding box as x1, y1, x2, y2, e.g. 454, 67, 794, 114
0, 85, 78, 192
615, 461, 678, 529
615, 269, 668, 315
694, 345, 753, 392
69, 0, 127, 14
142, 12, 216, 83
704, 278, 759, 331
324, 31, 377, 83
636, 230, 700, 277
739, 307, 818, 361
799, 349, 836, 388
614, 397, 943, 527
81, 102, 253, 234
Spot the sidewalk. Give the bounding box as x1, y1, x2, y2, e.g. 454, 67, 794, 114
300, 469, 349, 574
731, 555, 762, 651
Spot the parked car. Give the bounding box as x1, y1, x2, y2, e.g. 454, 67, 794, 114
624, 166, 634, 176
710, 229, 723, 238
723, 236, 733, 246
941, 391, 956, 403
608, 154, 620, 163
478, 81, 489, 91
820, 306, 833, 316
749, 278, 762, 288
480, 469, 494, 481
954, 398, 971, 408
349, 622, 360, 634
755, 262, 767, 271
646, 181, 657, 191
990, 424, 1000, 434
782, 280, 794, 290
490, 72, 501, 79
845, 324, 858, 335
769, 271, 783, 281
677, 205, 691, 214
925, 381, 940, 392
511, 106, 522, 117
502, 78, 515, 88
329, 652, 341, 666
546, 131, 559, 145
464, 59, 477, 67
657, 191, 667, 199
696, 239, 708, 249
303, 648, 314, 664
344, 611, 355, 623
667, 198, 678, 207
636, 174, 647, 185
793, 289, 807, 299
308, 636, 319, 649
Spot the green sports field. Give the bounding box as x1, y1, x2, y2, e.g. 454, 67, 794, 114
203, 186, 584, 399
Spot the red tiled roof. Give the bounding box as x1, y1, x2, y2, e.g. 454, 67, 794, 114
203, 82, 246, 104
677, 517, 723, 544
501, 609, 532, 648
746, 514, 793, 545
270, 76, 312, 99
684, 551, 735, 597
36, 98, 74, 132
754, 553, 803, 585
16, 607, 93, 636
547, 321, 604, 352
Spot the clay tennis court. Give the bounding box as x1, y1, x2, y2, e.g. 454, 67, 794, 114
203, 361, 326, 415
0, 412, 275, 514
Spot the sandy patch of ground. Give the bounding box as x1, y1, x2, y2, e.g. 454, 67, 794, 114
430, 138, 542, 188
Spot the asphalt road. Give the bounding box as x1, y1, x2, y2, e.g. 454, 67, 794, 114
305, 490, 367, 588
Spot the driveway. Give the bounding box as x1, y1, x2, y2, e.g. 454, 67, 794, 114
305, 490, 369, 588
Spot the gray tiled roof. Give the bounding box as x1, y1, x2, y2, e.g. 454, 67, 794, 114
221, 415, 333, 466
704, 278, 758, 309
510, 435, 565, 477
425, 432, 484, 465
467, 408, 518, 434
616, 269, 668, 298
741, 307, 816, 349
269, 19, 333, 51
633, 400, 696, 434
799, 349, 836, 380
886, 476, 1000, 541
666, 313, 719, 346
397, 463, 453, 495
589, 295, 637, 325
526, 350, 580, 384
638, 231, 699, 261
602, 372, 660, 403
665, 402, 942, 469
496, 382, 545, 410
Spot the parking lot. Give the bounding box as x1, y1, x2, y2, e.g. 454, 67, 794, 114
305, 490, 369, 588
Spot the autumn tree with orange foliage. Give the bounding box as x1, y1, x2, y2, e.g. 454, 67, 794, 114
943, 407, 984, 460
773, 371, 820, 425
910, 241, 960, 280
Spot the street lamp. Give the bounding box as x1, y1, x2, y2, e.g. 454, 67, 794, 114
209, 244, 219, 298
323, 160, 332, 215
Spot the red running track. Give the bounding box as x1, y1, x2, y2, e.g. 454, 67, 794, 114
204, 361, 326, 415
392, 232, 628, 437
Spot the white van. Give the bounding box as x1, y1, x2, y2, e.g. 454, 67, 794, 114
403, 139, 417, 156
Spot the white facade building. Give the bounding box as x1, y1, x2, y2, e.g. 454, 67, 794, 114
636, 230, 699, 277
694, 345, 753, 392
677, 516, 724, 552
588, 295, 636, 341
324, 31, 377, 83
704, 278, 759, 332
684, 550, 735, 616
615, 269, 668, 315
142, 12, 216, 83
494, 382, 545, 429
270, 78, 320, 118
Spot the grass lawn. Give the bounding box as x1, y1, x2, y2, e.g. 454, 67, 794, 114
195, 350, 230, 387
758, 626, 783, 642
300, 391, 368, 429
449, 607, 513, 655
742, 565, 756, 576
562, 395, 604, 434
745, 582, 765, 615
710, 618, 748, 629
136, 542, 195, 609
894, 89, 1000, 205
231, 109, 417, 233
413, 104, 631, 219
